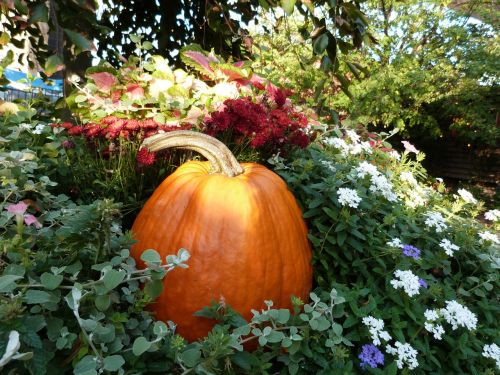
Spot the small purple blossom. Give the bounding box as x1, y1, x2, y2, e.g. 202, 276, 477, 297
6, 202, 28, 215
359, 344, 384, 369
402, 244, 421, 260
418, 278, 428, 288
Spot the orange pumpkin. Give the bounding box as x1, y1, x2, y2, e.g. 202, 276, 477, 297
131, 131, 312, 341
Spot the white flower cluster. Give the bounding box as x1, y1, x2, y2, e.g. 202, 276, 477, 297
482, 343, 500, 370
355, 161, 379, 178
479, 231, 499, 245
32, 124, 46, 134
398, 171, 428, 208
323, 131, 372, 157
352, 161, 398, 202
337, 187, 362, 208
362, 316, 392, 346
386, 341, 419, 370
389, 150, 401, 160
457, 188, 477, 204
423, 309, 445, 340
441, 300, 477, 331
439, 239, 460, 257
424, 211, 448, 233
484, 209, 500, 222
370, 174, 398, 202
400, 171, 418, 186
387, 238, 404, 248
390, 269, 421, 297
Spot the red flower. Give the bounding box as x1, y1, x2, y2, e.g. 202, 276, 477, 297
68, 126, 84, 136
137, 147, 156, 166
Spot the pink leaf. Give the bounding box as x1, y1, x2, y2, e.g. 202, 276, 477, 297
183, 51, 214, 74
89, 72, 117, 92
126, 84, 144, 100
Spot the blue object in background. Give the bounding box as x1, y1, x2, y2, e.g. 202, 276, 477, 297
3, 68, 63, 92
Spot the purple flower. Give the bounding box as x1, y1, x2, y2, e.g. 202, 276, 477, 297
402, 244, 421, 260
62, 140, 75, 149
418, 278, 428, 288
359, 344, 384, 369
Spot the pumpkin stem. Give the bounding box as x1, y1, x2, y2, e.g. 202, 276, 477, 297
141, 130, 244, 177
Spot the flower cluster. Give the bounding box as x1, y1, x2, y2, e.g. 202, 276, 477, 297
478, 231, 499, 245
457, 188, 477, 204
362, 316, 392, 346
402, 244, 421, 260
482, 343, 500, 369
322, 132, 372, 157
390, 269, 423, 297
352, 161, 397, 202
203, 97, 312, 153
358, 344, 384, 369
441, 300, 478, 331
424, 211, 448, 233
385, 341, 419, 370
439, 238, 460, 257
337, 187, 362, 208
423, 309, 445, 340
484, 209, 500, 222
398, 171, 428, 208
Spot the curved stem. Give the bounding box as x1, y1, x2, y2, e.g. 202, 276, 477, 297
141, 130, 244, 177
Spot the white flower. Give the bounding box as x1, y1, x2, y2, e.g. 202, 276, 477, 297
424, 322, 445, 340
32, 124, 45, 134
479, 231, 499, 245
424, 212, 448, 233
387, 238, 404, 248
400, 171, 418, 186
389, 150, 401, 160
482, 343, 500, 369
370, 174, 398, 202
457, 188, 477, 204
355, 161, 379, 178
441, 300, 477, 331
0, 331, 21, 367
337, 188, 362, 208
439, 239, 460, 257
362, 316, 392, 346
345, 129, 360, 143
324, 137, 350, 156
484, 209, 500, 222
390, 270, 421, 297
386, 341, 419, 370
424, 309, 440, 322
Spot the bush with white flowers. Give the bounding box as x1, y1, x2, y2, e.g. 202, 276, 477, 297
271, 128, 499, 373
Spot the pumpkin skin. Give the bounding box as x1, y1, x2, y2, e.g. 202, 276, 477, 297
131, 139, 312, 342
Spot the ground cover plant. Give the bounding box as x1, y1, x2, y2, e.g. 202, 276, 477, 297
1, 46, 499, 374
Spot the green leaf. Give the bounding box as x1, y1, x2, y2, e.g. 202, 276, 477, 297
132, 337, 151, 356
281, 0, 296, 15
277, 309, 291, 324
64, 29, 95, 53
14, 0, 29, 15
103, 355, 125, 371
144, 279, 163, 299
44, 55, 64, 77
0, 274, 22, 292
180, 348, 201, 367
141, 249, 162, 264
95, 294, 111, 311
102, 269, 126, 290
313, 34, 329, 55
24, 290, 55, 304
40, 273, 63, 290
29, 3, 48, 23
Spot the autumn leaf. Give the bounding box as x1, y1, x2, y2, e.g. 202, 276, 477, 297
89, 72, 117, 92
